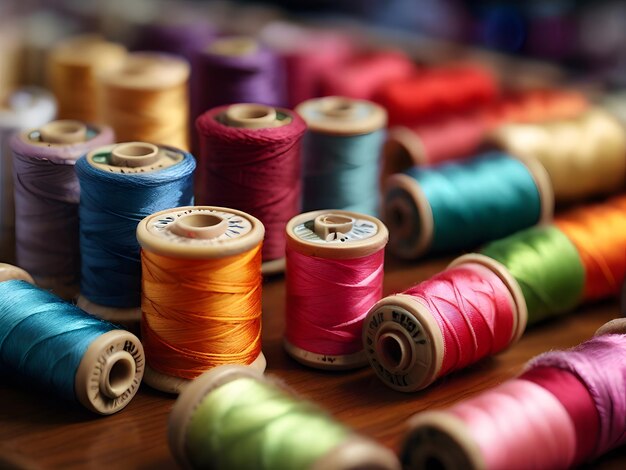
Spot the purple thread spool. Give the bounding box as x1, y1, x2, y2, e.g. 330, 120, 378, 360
132, 20, 216, 62
10, 120, 114, 299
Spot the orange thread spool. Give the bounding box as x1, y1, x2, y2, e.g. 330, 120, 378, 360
137, 206, 266, 394
555, 195, 626, 301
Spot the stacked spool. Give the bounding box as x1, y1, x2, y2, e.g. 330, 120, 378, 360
363, 255, 526, 392
99, 52, 190, 150
296, 96, 387, 215
384, 152, 553, 259
400, 320, 626, 470
196, 103, 306, 274
0, 263, 144, 415
10, 119, 114, 299
47, 35, 127, 122
169, 365, 400, 470
76, 141, 195, 324
284, 210, 388, 370
137, 206, 266, 394
0, 87, 57, 262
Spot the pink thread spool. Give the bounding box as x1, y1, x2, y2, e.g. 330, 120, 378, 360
363, 254, 527, 392
284, 210, 388, 370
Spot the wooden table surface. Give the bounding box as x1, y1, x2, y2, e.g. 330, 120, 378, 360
1, 256, 625, 469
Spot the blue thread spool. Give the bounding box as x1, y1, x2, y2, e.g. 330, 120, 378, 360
296, 96, 387, 216
384, 152, 553, 259
75, 141, 195, 324
0, 265, 144, 414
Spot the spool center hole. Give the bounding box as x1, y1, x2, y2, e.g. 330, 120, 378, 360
425, 456, 447, 470
107, 357, 134, 395
381, 335, 404, 369
180, 214, 223, 228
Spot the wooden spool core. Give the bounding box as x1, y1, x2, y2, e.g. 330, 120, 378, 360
39, 120, 87, 144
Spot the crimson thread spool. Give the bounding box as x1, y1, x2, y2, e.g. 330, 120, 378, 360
196, 103, 306, 274
137, 206, 266, 394
296, 96, 387, 215
363, 254, 527, 392
10, 120, 114, 299
284, 210, 388, 370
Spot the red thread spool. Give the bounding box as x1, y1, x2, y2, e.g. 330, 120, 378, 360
284, 210, 388, 370
363, 254, 526, 392
320, 51, 417, 101
196, 104, 306, 274
374, 64, 499, 126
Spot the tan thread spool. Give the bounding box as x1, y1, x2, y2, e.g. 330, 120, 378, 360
76, 141, 186, 324
284, 209, 388, 370
362, 254, 527, 392
48, 34, 127, 122
137, 205, 266, 394
99, 52, 190, 150
383, 154, 553, 259
490, 108, 626, 201
168, 364, 401, 470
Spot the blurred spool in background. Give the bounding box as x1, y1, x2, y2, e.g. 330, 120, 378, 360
383, 152, 552, 259
47, 35, 127, 122
195, 103, 306, 274
0, 87, 57, 263
137, 206, 266, 394
10, 120, 115, 299
284, 210, 388, 370
75, 141, 195, 324
168, 365, 401, 470
99, 52, 190, 150
296, 96, 387, 215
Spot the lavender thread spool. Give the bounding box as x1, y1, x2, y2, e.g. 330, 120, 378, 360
10, 120, 114, 299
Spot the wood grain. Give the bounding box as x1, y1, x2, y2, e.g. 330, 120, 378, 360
1, 256, 625, 469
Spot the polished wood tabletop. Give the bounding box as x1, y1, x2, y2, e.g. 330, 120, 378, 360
1, 256, 625, 469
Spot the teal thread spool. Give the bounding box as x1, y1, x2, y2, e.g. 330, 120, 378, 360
384, 152, 552, 259
169, 365, 400, 470
296, 96, 387, 216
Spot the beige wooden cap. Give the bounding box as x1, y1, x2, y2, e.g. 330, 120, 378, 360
512, 154, 554, 225
296, 96, 387, 136
207, 36, 258, 56
596, 318, 626, 336
99, 52, 189, 90
39, 120, 87, 143
286, 210, 388, 260
0, 263, 34, 284
85, 142, 184, 174
283, 339, 368, 371
49, 34, 126, 67
382, 127, 427, 181
218, 103, 292, 129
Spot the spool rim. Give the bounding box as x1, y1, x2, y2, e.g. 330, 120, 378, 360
85, 142, 185, 174
595, 319, 626, 336
283, 339, 368, 370
382, 126, 427, 180
76, 295, 142, 323
310, 436, 401, 470
99, 52, 190, 90
0, 264, 35, 284
514, 154, 554, 225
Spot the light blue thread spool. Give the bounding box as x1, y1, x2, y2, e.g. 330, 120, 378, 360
0, 276, 144, 414
75, 141, 195, 324
296, 97, 387, 216
384, 152, 552, 259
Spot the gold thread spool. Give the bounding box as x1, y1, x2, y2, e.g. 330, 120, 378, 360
168, 364, 401, 470
76, 141, 186, 324
99, 52, 190, 150
362, 254, 527, 392
284, 209, 388, 370
490, 108, 626, 201
137, 205, 266, 394
48, 34, 127, 122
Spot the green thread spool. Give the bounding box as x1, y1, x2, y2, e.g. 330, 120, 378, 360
480, 225, 585, 325
169, 365, 400, 470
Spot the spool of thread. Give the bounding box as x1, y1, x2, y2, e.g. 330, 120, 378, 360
363, 255, 526, 392
99, 52, 190, 150
0, 275, 144, 415
169, 364, 401, 470
75, 141, 195, 323
296, 96, 387, 215
285, 210, 388, 370
137, 205, 266, 394
10, 120, 114, 299
374, 64, 499, 126
196, 104, 306, 274
320, 50, 417, 101
384, 152, 552, 259
400, 321, 626, 470
132, 20, 215, 61
490, 108, 626, 201
47, 34, 127, 122
0, 87, 57, 263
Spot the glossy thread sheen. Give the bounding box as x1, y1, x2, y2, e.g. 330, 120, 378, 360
481, 225, 585, 325
184, 376, 349, 470
285, 247, 385, 356
76, 151, 195, 308
0, 280, 115, 401
141, 245, 262, 379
